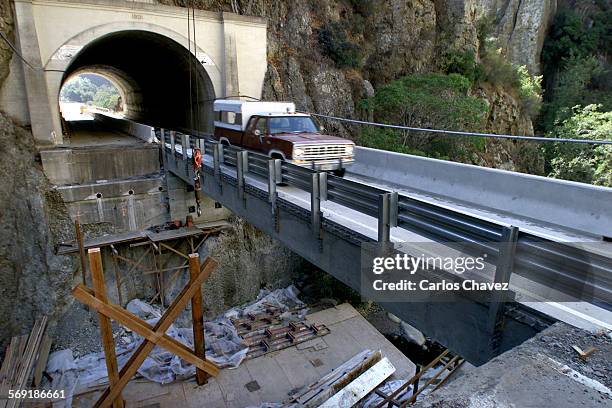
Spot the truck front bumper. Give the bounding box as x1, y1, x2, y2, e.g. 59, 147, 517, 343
288, 158, 354, 172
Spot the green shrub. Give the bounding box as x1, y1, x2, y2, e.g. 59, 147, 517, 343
540, 56, 611, 131
317, 22, 362, 68
542, 9, 609, 66
442, 50, 484, 83
546, 105, 612, 186
516, 65, 543, 118
93, 85, 121, 110
358, 73, 488, 161
60, 76, 97, 103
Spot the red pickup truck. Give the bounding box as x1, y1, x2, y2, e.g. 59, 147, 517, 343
213, 100, 355, 176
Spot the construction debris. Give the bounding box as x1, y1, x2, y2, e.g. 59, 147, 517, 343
320, 357, 396, 407
286, 350, 383, 407
0, 317, 49, 408
369, 349, 464, 407
571, 345, 597, 361
45, 286, 318, 407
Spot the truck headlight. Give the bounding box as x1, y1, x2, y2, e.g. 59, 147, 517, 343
345, 145, 354, 155
293, 146, 305, 158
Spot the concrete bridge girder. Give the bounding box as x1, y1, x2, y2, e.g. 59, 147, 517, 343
5, 0, 267, 144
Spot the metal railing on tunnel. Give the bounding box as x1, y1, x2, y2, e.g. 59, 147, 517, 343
157, 128, 612, 311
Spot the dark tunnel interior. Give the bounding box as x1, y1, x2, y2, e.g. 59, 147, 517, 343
61, 30, 215, 133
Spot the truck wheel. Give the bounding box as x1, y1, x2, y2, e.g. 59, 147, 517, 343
333, 169, 346, 177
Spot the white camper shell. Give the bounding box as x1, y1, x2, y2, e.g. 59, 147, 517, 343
214, 100, 299, 131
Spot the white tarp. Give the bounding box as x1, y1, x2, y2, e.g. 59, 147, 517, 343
46, 286, 304, 407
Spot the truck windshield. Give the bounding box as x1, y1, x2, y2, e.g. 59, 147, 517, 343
269, 116, 319, 134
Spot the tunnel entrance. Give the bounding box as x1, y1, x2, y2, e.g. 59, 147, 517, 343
60, 72, 125, 121
60, 30, 215, 134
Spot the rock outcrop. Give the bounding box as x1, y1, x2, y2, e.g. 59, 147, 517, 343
0, 111, 77, 353
436, 0, 557, 74
161, 0, 555, 171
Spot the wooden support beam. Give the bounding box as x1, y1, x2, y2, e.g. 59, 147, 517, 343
88, 248, 124, 408
75, 219, 87, 285
91, 257, 218, 408
373, 349, 449, 408
159, 242, 190, 260
148, 234, 210, 302
72, 285, 219, 375
189, 253, 207, 385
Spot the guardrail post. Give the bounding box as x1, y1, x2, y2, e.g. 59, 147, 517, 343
311, 173, 321, 237
170, 131, 176, 155
389, 192, 398, 228
268, 159, 281, 205
378, 193, 391, 242
213, 143, 222, 185
319, 172, 328, 201
181, 134, 189, 160
487, 225, 519, 357
236, 151, 248, 203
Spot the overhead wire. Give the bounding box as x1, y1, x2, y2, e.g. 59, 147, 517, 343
0, 31, 63, 72
187, 3, 194, 132
305, 112, 612, 145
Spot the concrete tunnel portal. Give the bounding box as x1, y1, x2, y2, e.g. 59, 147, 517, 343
59, 30, 216, 133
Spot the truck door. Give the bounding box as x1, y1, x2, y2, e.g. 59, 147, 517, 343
243, 116, 268, 152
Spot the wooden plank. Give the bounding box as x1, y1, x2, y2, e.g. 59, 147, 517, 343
373, 349, 449, 408
0, 336, 21, 408
92, 257, 218, 408
7, 317, 47, 408
88, 248, 124, 408
33, 333, 52, 387
145, 227, 203, 243
319, 357, 396, 408
158, 242, 189, 260
57, 231, 147, 254
404, 356, 460, 406
288, 350, 381, 407
72, 285, 219, 374
75, 219, 88, 285
188, 254, 207, 385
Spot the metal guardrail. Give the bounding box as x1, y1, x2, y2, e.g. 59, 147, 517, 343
157, 128, 612, 310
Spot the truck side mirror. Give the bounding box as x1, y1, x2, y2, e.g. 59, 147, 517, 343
319, 126, 325, 133
254, 129, 262, 136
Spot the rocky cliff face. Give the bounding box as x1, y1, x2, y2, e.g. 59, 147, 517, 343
437, 0, 557, 74
164, 0, 553, 172
0, 111, 77, 353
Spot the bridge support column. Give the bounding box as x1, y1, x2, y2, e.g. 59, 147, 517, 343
13, 0, 63, 145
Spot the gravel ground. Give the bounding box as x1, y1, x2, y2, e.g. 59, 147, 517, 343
51, 302, 103, 357
416, 322, 612, 407
537, 324, 611, 389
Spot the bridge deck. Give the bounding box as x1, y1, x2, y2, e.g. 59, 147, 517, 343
206, 156, 612, 333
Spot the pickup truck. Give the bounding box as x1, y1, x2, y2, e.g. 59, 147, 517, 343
213, 100, 355, 176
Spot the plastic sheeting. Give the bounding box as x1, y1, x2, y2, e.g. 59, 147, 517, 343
46, 286, 304, 407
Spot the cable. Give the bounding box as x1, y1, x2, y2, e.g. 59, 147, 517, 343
192, 2, 200, 133
0, 30, 64, 73
305, 112, 612, 145
187, 4, 194, 132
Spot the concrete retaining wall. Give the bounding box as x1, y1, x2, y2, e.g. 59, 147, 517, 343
352, 147, 612, 238
40, 144, 161, 185
93, 113, 156, 142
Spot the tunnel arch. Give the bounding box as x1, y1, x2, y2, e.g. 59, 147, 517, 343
50, 23, 219, 133
61, 67, 134, 116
